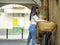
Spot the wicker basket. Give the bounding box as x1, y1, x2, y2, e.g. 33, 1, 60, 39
37, 21, 56, 32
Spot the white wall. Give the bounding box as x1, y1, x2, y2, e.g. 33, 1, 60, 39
0, 4, 31, 39
0, 13, 13, 29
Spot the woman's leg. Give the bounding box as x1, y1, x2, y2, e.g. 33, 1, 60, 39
30, 24, 36, 45
27, 24, 36, 45
26, 32, 31, 45
31, 31, 36, 45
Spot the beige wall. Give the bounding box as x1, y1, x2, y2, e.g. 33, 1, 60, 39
49, 0, 59, 45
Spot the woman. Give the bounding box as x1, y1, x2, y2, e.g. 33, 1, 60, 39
26, 5, 38, 45
26, 5, 46, 45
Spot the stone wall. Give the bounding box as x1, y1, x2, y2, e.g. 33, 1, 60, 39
49, 0, 59, 45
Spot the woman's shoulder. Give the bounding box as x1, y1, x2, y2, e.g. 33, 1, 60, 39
32, 15, 38, 19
